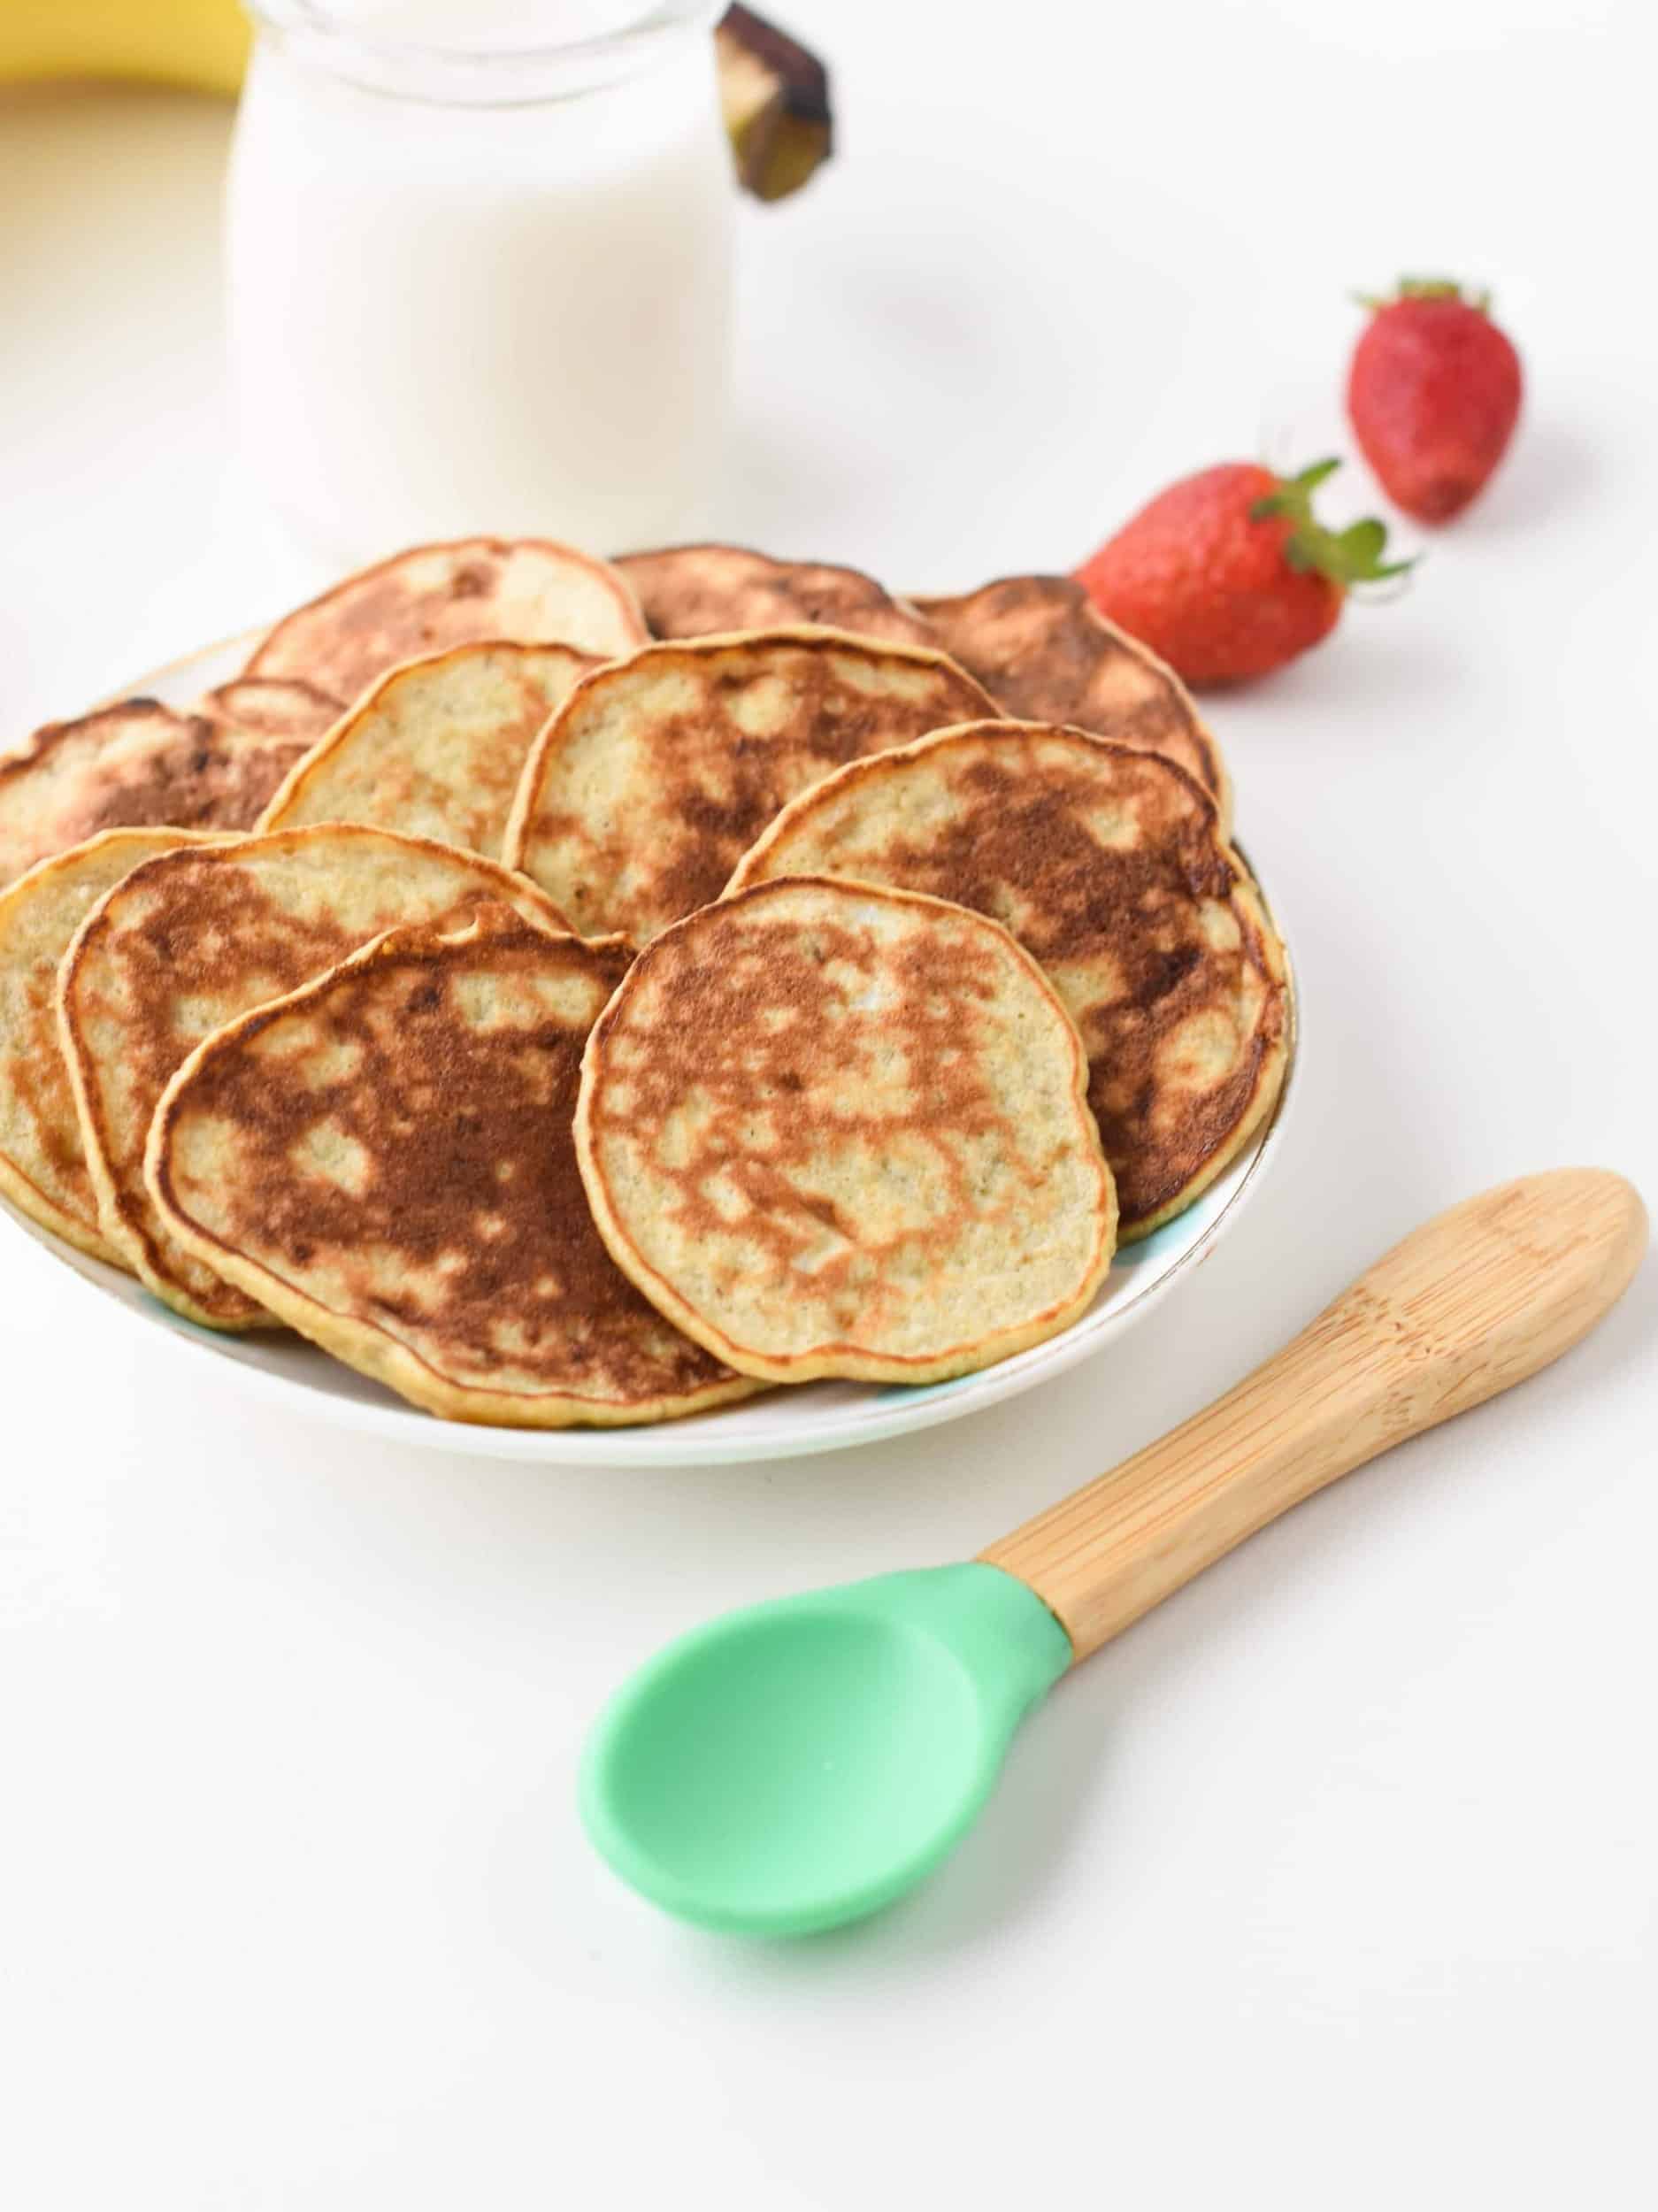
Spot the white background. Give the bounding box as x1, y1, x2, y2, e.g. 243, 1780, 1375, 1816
3, 1, 1655, 2204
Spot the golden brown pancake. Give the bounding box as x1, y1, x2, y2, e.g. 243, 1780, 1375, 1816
576, 876, 1117, 1384
0, 828, 234, 1263
505, 627, 997, 941
910, 577, 1231, 824
200, 678, 342, 747
617, 543, 934, 648
258, 641, 595, 858
245, 536, 647, 705
0, 691, 329, 891
147, 907, 751, 1427
58, 824, 572, 1330
728, 722, 1288, 1235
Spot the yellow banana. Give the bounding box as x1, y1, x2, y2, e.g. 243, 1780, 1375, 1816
0, 0, 249, 97
0, 3, 833, 201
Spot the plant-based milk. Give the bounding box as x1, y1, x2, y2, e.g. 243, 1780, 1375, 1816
226, 3, 733, 558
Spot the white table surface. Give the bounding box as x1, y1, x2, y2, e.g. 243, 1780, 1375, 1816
3, 3, 1654, 2204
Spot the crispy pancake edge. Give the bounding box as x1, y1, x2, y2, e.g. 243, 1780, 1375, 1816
56, 825, 577, 1332
144, 910, 756, 1427
0, 826, 238, 1264
499, 625, 1001, 917
615, 542, 935, 648
1, 697, 180, 791
0, 703, 201, 888
910, 578, 1235, 835
257, 637, 598, 843
726, 718, 1288, 1238
573, 874, 1118, 1386
0, 679, 349, 892
201, 677, 344, 742
1125, 862, 1291, 1239
243, 536, 648, 699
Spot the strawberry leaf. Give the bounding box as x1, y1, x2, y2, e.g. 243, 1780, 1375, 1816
1249, 457, 1342, 526
1355, 275, 1493, 314
1252, 459, 1416, 587
1328, 518, 1414, 584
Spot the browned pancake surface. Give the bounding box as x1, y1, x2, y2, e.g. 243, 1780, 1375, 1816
507, 628, 997, 941
618, 543, 934, 648
201, 678, 342, 746
0, 696, 330, 890
577, 878, 1116, 1382
259, 641, 595, 858
246, 536, 646, 704
730, 724, 1286, 1232
0, 826, 234, 1261
911, 576, 1229, 814
149, 909, 746, 1424
59, 825, 572, 1327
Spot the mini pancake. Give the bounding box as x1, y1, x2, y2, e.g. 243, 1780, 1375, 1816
259, 641, 595, 858
910, 576, 1231, 825
200, 677, 342, 747
0, 827, 234, 1263
147, 907, 751, 1428
245, 536, 647, 705
728, 721, 1287, 1235
58, 824, 572, 1330
575, 876, 1117, 1384
617, 543, 934, 649
505, 627, 997, 941
0, 691, 331, 891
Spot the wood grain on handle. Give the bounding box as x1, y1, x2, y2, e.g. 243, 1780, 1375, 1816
982, 1170, 1647, 1663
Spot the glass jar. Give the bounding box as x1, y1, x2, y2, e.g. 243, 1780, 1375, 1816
225, 3, 734, 560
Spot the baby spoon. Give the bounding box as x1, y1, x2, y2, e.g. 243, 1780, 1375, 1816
580, 1169, 1646, 1936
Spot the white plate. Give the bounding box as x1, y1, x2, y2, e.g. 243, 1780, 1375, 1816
4, 633, 1299, 1465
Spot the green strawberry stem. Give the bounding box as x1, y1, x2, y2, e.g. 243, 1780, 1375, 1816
1250, 458, 1415, 586
1352, 275, 1493, 312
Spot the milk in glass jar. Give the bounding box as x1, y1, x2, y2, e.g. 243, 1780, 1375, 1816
226, 3, 733, 557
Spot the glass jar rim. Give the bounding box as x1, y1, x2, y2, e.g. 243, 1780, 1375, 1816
247, 1, 728, 105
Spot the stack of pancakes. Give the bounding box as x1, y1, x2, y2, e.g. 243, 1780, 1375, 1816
0, 536, 1290, 1427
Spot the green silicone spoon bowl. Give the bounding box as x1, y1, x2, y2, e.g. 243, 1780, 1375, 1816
580, 1171, 1646, 1938
581, 1563, 1071, 1935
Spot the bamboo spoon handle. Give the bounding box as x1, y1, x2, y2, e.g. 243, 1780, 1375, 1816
981, 1170, 1647, 1663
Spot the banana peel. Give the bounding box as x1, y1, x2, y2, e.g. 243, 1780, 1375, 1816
715, 5, 832, 202
0, 0, 250, 97
0, 0, 832, 199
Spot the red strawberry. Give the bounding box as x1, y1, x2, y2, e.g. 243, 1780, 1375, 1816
1073, 458, 1406, 687
1347, 278, 1523, 522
